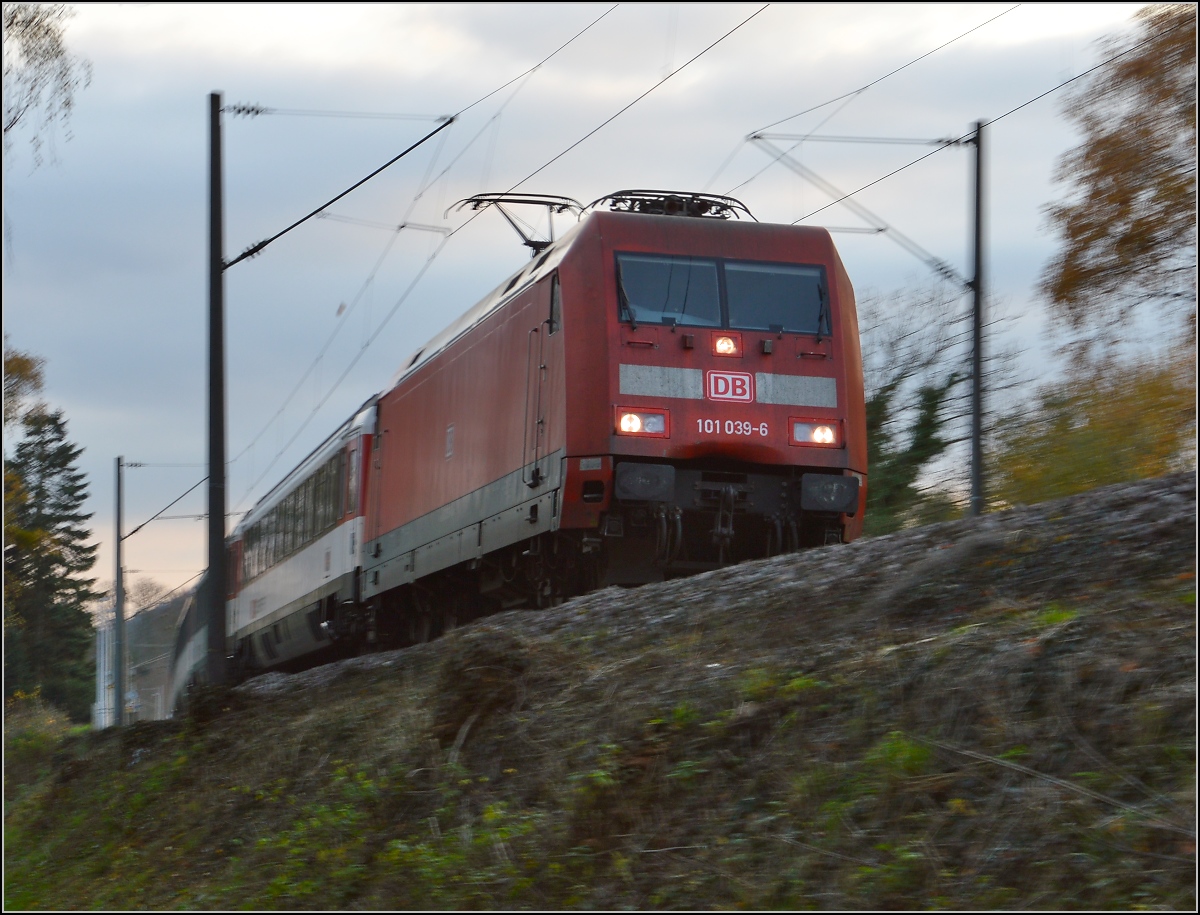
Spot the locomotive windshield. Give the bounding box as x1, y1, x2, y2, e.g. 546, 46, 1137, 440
725, 262, 826, 334
616, 253, 828, 334
616, 254, 721, 327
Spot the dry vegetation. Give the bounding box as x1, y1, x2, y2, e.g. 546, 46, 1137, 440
4, 473, 1196, 909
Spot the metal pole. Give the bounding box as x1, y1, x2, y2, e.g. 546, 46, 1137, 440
114, 456, 125, 726
969, 120, 986, 517
206, 91, 227, 685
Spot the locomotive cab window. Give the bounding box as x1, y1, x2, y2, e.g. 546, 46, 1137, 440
616, 253, 721, 327
725, 262, 827, 335
616, 252, 829, 336
549, 273, 562, 335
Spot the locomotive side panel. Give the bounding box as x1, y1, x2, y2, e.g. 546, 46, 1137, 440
828, 244, 867, 538
558, 222, 616, 461
362, 273, 567, 597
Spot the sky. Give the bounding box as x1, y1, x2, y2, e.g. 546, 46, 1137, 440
3, 1, 1149, 602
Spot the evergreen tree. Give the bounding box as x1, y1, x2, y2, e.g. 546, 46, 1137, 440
5, 408, 99, 720
863, 372, 960, 536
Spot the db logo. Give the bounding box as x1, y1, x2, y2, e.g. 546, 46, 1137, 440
706, 370, 755, 402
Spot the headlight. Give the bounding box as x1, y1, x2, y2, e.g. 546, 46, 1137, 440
615, 408, 669, 437
790, 419, 841, 447
712, 333, 742, 356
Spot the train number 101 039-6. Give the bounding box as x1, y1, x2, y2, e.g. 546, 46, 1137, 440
697, 418, 768, 437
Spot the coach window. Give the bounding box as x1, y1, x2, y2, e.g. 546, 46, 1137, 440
616, 253, 721, 327
311, 468, 323, 539
347, 447, 358, 516
243, 528, 255, 581
334, 450, 346, 519
314, 465, 327, 536
282, 492, 296, 557
321, 460, 331, 525
301, 477, 313, 546
294, 484, 305, 550
725, 261, 827, 335
315, 467, 326, 537
228, 545, 238, 594
312, 474, 320, 541
310, 474, 320, 541
290, 491, 300, 555
264, 510, 276, 572
322, 460, 334, 532
275, 500, 285, 560
322, 457, 336, 532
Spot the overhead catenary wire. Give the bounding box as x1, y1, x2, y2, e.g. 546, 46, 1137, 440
226, 105, 451, 121
454, 4, 620, 120
146, 571, 205, 606
126, 569, 204, 574
233, 4, 767, 514
125, 462, 207, 468
122, 476, 207, 541
792, 15, 1193, 225
315, 214, 451, 234
230, 16, 619, 513
444, 3, 773, 243
223, 116, 458, 270
227, 0, 620, 273
703, 3, 1022, 191
354, 3, 769, 378
745, 18, 1178, 507
506, 4, 769, 193
751, 136, 968, 288
234, 234, 454, 506
130, 511, 248, 521
230, 9, 619, 512
227, 132, 453, 478
752, 4, 1023, 135
755, 134, 960, 145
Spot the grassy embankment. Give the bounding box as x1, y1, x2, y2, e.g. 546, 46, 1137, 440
5, 474, 1195, 909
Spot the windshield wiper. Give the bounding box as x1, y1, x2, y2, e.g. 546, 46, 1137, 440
616, 261, 639, 330
815, 284, 830, 343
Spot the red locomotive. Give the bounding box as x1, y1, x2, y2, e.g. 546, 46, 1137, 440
217, 191, 867, 675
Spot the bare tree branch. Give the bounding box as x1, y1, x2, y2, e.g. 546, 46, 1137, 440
3, 2, 92, 168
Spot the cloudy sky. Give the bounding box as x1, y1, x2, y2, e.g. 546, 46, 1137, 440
3, 2, 1147, 599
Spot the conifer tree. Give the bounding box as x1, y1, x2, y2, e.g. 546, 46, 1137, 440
863, 373, 960, 536
5, 408, 99, 720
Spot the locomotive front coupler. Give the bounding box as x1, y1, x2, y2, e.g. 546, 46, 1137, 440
711, 483, 738, 551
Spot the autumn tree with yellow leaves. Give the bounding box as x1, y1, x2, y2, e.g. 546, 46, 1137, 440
995, 6, 1198, 506
990, 350, 1195, 506
1040, 4, 1196, 350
